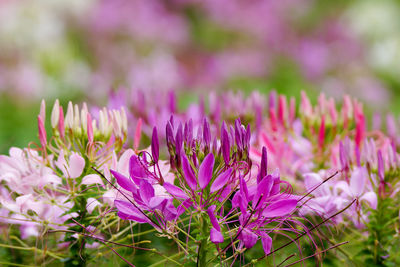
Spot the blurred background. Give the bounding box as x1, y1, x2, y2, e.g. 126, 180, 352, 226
1, 0, 400, 153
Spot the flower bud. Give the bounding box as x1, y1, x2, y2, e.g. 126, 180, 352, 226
318, 115, 325, 150
87, 113, 94, 144
65, 101, 74, 129
301, 91, 312, 118
38, 115, 47, 148
134, 118, 142, 152
73, 104, 81, 130
51, 99, 60, 129
166, 121, 174, 151
278, 95, 287, 127
328, 98, 338, 126
235, 118, 243, 151
378, 150, 385, 181
221, 122, 230, 165
59, 106, 65, 139
151, 127, 159, 162
39, 99, 46, 122
257, 147, 268, 183
203, 118, 211, 149
175, 124, 183, 158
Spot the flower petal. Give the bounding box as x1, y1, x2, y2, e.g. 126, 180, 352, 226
114, 200, 149, 223
198, 153, 215, 189
117, 149, 134, 175
69, 153, 85, 178
139, 180, 155, 204
181, 155, 197, 190
86, 198, 101, 214
253, 175, 273, 209
210, 168, 232, 193
148, 197, 165, 209
164, 182, 188, 199
207, 205, 220, 231
210, 228, 224, 244
129, 155, 147, 184
261, 235, 272, 255
111, 170, 136, 192
350, 167, 367, 197
240, 228, 258, 248
360, 191, 377, 209
81, 174, 104, 185
262, 199, 297, 217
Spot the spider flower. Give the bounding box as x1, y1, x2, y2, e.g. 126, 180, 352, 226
111, 119, 317, 265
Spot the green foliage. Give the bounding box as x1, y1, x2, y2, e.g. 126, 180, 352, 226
355, 196, 400, 266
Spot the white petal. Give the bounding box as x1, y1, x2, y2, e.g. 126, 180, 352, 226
81, 174, 104, 185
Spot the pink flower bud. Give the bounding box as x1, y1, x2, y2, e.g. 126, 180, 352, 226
268, 90, 277, 109
355, 104, 365, 147
318, 93, 327, 113
301, 91, 312, 118
87, 113, 94, 144
269, 108, 277, 132
318, 115, 325, 150
278, 95, 287, 127
342, 95, 353, 129
378, 150, 385, 181
39, 99, 46, 122
328, 98, 337, 126
134, 118, 142, 152
59, 106, 65, 139
38, 115, 47, 148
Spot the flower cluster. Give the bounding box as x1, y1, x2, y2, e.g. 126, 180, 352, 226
0, 100, 131, 265
1, 89, 400, 266
110, 119, 311, 265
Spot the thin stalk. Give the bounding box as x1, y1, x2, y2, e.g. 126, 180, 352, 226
197, 215, 209, 267
148, 251, 185, 267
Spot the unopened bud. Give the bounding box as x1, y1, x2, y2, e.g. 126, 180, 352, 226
87, 113, 93, 144
59, 106, 65, 139
39, 99, 46, 122
38, 115, 47, 148
318, 115, 325, 150
51, 99, 60, 129
151, 127, 159, 162
65, 101, 74, 129
134, 118, 142, 151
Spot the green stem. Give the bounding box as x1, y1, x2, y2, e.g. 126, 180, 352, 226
198, 215, 209, 267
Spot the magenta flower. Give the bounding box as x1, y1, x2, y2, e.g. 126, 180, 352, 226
110, 117, 311, 266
